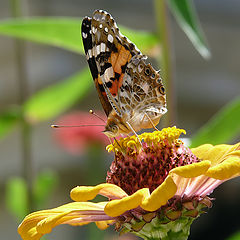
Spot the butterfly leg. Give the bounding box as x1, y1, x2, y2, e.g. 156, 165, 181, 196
126, 121, 143, 149
108, 136, 113, 144
144, 112, 159, 131
113, 137, 126, 155
108, 136, 126, 155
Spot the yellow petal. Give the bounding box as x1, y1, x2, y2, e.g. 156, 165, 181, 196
191, 144, 213, 159
104, 188, 150, 217
206, 156, 240, 180
140, 175, 177, 212
70, 183, 128, 202
18, 202, 107, 240
225, 150, 240, 159
170, 161, 211, 178
18, 213, 44, 240
95, 220, 114, 230
36, 211, 73, 234
192, 143, 240, 166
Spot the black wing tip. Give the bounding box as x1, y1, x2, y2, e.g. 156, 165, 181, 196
82, 17, 91, 28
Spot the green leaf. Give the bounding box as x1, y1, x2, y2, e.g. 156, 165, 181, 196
0, 17, 158, 54
33, 169, 59, 209
167, 0, 211, 59
0, 106, 21, 139
5, 177, 28, 220
227, 232, 240, 240
191, 97, 240, 147
120, 26, 158, 53
0, 17, 84, 53
23, 68, 92, 123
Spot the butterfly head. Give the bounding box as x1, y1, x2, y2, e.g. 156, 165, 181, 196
103, 122, 120, 138
103, 112, 130, 138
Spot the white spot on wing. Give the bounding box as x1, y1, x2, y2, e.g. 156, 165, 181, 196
82, 32, 87, 38
104, 67, 114, 80
99, 24, 103, 29
92, 26, 97, 34
104, 27, 108, 33
96, 45, 101, 55
108, 34, 114, 43
100, 43, 106, 52
87, 49, 92, 58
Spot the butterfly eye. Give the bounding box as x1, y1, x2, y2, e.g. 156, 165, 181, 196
145, 67, 151, 76
111, 125, 119, 133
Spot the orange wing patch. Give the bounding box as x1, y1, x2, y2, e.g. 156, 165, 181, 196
109, 43, 132, 96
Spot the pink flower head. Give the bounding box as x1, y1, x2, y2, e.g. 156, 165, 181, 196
53, 111, 109, 154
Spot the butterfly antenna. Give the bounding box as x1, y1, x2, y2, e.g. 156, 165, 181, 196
51, 124, 104, 128
89, 110, 106, 123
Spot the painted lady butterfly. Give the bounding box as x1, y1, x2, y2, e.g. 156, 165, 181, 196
81, 10, 167, 138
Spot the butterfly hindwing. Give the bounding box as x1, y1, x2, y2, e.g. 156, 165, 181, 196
119, 55, 167, 118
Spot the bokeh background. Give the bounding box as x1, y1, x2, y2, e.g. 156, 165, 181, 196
0, 0, 239, 239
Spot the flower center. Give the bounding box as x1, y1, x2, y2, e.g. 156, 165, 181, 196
106, 127, 200, 195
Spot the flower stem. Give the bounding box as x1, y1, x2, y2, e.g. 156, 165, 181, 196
10, 0, 34, 212
154, 0, 176, 126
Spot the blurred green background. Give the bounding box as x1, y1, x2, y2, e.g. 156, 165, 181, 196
0, 0, 239, 240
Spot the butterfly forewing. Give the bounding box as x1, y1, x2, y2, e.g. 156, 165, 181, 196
81, 10, 167, 136
82, 15, 112, 116
91, 10, 143, 116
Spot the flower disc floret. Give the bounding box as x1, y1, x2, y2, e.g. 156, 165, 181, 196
106, 126, 186, 153
106, 127, 198, 195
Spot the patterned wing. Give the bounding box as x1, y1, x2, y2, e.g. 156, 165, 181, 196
81, 16, 112, 116
119, 54, 167, 123
82, 10, 142, 117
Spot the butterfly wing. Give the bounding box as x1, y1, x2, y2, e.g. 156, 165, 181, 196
82, 10, 142, 117
82, 10, 167, 133
81, 16, 112, 116
119, 55, 167, 121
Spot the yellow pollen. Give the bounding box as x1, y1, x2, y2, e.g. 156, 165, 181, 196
106, 127, 186, 153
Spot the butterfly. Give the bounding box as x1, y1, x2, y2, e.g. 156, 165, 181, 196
81, 10, 167, 138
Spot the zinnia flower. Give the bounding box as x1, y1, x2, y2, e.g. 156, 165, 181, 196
18, 127, 240, 240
